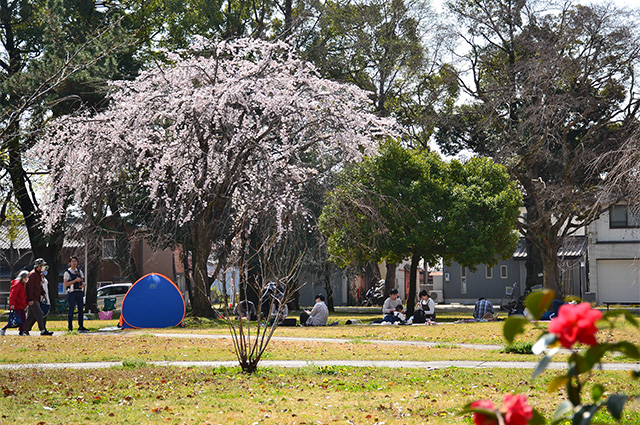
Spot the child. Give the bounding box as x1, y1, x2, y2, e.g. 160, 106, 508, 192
1, 270, 29, 336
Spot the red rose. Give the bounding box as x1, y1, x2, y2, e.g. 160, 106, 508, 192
501, 394, 533, 425
471, 399, 498, 425
548, 302, 602, 349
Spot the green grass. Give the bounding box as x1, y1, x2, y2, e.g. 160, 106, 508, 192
0, 366, 638, 424
0, 308, 638, 423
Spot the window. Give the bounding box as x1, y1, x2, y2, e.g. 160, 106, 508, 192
102, 238, 116, 259
461, 266, 467, 294
486, 266, 493, 279
500, 265, 508, 279
610, 206, 640, 228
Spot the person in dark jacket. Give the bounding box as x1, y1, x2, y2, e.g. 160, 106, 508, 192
0, 270, 29, 336
23, 258, 53, 336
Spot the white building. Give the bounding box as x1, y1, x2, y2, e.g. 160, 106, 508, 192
587, 205, 640, 304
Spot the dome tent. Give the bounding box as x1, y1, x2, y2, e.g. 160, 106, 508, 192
119, 273, 185, 329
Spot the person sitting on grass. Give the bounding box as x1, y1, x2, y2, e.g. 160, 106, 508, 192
268, 297, 289, 326
412, 290, 435, 323
473, 297, 498, 321
382, 288, 405, 323
300, 294, 329, 326
233, 300, 257, 321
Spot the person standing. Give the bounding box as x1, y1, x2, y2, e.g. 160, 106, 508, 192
1, 270, 29, 336
63, 256, 88, 332
300, 294, 329, 326
24, 258, 53, 336
40, 269, 51, 327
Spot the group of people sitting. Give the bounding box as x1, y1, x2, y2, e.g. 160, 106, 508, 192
233, 293, 330, 326
234, 288, 438, 327
376, 288, 436, 325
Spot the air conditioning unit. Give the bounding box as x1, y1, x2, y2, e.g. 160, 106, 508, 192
430, 290, 444, 303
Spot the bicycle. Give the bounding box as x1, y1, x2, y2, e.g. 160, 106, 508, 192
500, 282, 521, 312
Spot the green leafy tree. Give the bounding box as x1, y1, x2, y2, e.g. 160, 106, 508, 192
0, 0, 141, 297
319, 140, 521, 314
301, 0, 456, 149
440, 0, 640, 297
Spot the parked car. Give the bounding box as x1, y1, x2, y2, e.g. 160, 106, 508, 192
97, 283, 132, 310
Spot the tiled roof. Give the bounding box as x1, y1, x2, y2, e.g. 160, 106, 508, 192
0, 224, 84, 250
513, 236, 587, 259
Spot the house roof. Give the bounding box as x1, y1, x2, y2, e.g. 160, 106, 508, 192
0, 224, 84, 250
513, 236, 587, 259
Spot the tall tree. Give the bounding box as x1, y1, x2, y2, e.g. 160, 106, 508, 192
34, 38, 392, 317
439, 0, 640, 297
319, 140, 521, 314
301, 0, 457, 145
0, 0, 141, 298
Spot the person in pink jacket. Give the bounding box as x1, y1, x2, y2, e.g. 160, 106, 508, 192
1, 270, 29, 336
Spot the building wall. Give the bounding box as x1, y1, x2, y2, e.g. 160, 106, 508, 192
587, 209, 640, 303
442, 259, 525, 305
141, 240, 175, 279
297, 269, 347, 307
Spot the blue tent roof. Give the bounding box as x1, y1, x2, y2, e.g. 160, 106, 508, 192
120, 273, 185, 329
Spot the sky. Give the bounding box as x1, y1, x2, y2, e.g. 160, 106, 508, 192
428, 0, 640, 159
431, 0, 640, 13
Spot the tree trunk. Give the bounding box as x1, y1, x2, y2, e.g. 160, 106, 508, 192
182, 249, 194, 308
85, 241, 100, 313
384, 261, 396, 295
542, 249, 563, 300
8, 133, 65, 305
283, 0, 292, 36
405, 253, 420, 316
323, 261, 335, 312
190, 221, 216, 317
525, 237, 544, 291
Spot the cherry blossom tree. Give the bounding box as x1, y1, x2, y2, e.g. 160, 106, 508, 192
34, 38, 393, 316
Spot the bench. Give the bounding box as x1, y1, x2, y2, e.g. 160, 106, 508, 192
604, 302, 640, 311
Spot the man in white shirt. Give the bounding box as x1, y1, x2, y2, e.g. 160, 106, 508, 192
63, 256, 88, 332
300, 294, 329, 326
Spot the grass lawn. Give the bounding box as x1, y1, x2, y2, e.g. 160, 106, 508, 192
1, 365, 639, 424
0, 308, 638, 423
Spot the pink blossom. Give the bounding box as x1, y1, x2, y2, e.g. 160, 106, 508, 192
548, 302, 602, 348
470, 399, 498, 425
501, 394, 533, 425
31, 38, 397, 239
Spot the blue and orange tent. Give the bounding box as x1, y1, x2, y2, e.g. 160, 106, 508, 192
118, 273, 185, 329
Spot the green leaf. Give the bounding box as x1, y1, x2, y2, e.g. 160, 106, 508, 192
584, 344, 608, 370
568, 353, 591, 376
548, 375, 570, 392
529, 408, 546, 425
551, 401, 573, 424
459, 403, 498, 421
604, 309, 639, 328
532, 353, 553, 380
503, 315, 529, 345
606, 394, 628, 420
525, 289, 555, 320
612, 341, 640, 359
591, 384, 604, 403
